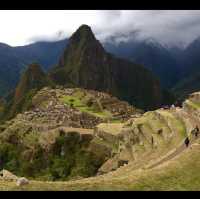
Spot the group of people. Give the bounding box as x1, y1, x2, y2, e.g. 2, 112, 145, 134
192, 126, 200, 138
184, 126, 199, 147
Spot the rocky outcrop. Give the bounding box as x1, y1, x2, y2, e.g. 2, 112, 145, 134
0, 170, 18, 181
0, 169, 29, 186
16, 177, 29, 186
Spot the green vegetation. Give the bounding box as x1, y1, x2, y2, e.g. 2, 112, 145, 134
157, 110, 187, 138
60, 95, 112, 119
92, 136, 118, 153
186, 99, 200, 110
129, 143, 200, 191
0, 130, 108, 181
1, 143, 200, 191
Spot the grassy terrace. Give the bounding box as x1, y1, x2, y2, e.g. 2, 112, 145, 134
185, 99, 200, 110
96, 123, 124, 136
157, 110, 187, 138
60, 95, 112, 119
92, 136, 119, 152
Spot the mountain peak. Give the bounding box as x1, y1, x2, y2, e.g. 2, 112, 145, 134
14, 63, 47, 101
77, 24, 92, 32
70, 24, 96, 44
50, 26, 162, 110
27, 63, 44, 74
58, 25, 104, 68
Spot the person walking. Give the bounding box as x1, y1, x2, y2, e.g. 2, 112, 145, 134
184, 137, 190, 147
195, 126, 199, 138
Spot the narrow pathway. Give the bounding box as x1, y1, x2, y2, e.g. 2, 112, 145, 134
147, 134, 199, 169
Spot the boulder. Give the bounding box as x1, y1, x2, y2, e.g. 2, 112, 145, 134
0, 169, 18, 181
16, 177, 29, 186
97, 155, 119, 174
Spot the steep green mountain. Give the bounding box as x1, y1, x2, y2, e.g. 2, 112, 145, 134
50, 25, 163, 110
2, 63, 53, 120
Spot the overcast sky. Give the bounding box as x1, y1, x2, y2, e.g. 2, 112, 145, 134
1, 10, 200, 47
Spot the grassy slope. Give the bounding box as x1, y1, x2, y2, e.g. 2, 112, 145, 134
185, 99, 200, 110
0, 94, 199, 191
0, 107, 195, 191
60, 91, 113, 119
1, 141, 200, 191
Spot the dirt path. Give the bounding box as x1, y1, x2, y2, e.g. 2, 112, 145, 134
147, 134, 199, 169
58, 127, 93, 134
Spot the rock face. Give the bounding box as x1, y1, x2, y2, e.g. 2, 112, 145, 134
50, 25, 162, 110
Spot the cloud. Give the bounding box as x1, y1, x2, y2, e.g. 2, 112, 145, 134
0, 10, 200, 47
93, 10, 200, 47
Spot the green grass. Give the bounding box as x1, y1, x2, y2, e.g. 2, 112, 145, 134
92, 137, 118, 152
97, 123, 124, 136
157, 110, 187, 138
186, 99, 200, 110
2, 143, 200, 191
60, 95, 112, 119
129, 144, 200, 191
109, 118, 122, 123
1, 111, 200, 191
